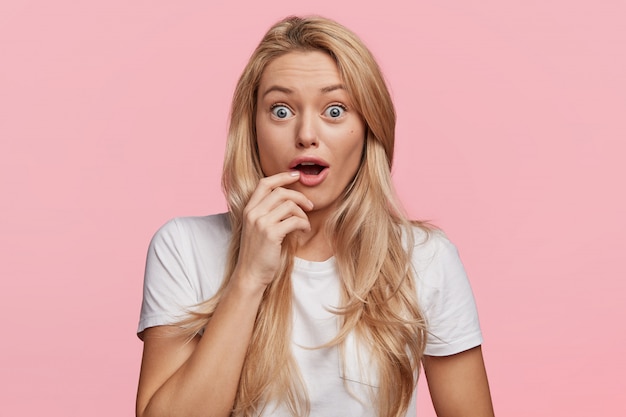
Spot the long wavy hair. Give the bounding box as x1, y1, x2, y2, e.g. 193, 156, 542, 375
180, 16, 429, 417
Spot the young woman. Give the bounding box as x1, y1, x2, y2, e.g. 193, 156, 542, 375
136, 16, 494, 417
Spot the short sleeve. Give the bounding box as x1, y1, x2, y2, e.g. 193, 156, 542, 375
137, 218, 198, 337
416, 234, 483, 356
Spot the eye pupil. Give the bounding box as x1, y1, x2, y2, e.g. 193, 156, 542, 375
277, 108, 287, 118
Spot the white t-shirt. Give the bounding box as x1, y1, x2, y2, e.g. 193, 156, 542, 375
138, 213, 483, 417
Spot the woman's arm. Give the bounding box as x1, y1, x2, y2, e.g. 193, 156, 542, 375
422, 346, 495, 417
136, 277, 266, 417
136, 172, 313, 417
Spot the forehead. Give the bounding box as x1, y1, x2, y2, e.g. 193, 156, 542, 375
259, 50, 342, 90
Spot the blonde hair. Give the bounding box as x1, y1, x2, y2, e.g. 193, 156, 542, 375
182, 16, 428, 417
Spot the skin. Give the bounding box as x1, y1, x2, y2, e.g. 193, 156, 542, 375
255, 50, 365, 260
423, 346, 495, 417
137, 172, 312, 417
136, 51, 494, 417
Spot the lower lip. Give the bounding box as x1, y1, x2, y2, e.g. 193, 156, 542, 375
298, 167, 329, 186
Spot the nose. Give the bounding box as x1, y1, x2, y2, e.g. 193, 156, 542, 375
296, 111, 318, 148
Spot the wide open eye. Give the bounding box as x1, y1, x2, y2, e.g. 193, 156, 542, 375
324, 105, 346, 119
271, 105, 294, 119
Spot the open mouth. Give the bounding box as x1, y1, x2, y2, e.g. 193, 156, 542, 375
294, 162, 326, 175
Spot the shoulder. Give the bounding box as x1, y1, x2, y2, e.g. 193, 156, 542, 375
406, 223, 472, 305
407, 224, 459, 271
407, 225, 484, 355
150, 212, 232, 250
146, 213, 233, 281
139, 213, 232, 333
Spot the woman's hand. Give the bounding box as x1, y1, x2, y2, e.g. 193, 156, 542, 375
234, 171, 314, 288
137, 172, 313, 417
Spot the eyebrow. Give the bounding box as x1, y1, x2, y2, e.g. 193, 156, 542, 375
261, 84, 345, 97
262, 85, 293, 97
320, 84, 345, 93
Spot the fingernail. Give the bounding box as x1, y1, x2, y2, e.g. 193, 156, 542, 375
289, 170, 300, 177
307, 199, 314, 209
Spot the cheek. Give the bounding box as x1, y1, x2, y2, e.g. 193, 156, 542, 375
256, 141, 274, 174
347, 125, 366, 160
256, 132, 283, 175
342, 138, 365, 175
255, 117, 272, 160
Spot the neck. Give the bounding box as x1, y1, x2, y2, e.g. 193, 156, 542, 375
293, 208, 333, 261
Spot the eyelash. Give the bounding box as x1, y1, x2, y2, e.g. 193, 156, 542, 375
324, 103, 347, 119
270, 103, 292, 111
268, 103, 348, 117
269, 103, 294, 119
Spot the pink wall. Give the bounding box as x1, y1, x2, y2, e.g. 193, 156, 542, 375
1, 1, 624, 416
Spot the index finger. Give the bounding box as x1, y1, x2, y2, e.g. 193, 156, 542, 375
247, 171, 301, 207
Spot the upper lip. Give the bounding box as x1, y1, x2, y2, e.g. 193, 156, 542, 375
289, 156, 329, 169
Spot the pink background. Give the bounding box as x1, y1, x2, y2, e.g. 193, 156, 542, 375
1, 1, 624, 416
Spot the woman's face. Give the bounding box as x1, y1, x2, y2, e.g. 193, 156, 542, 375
255, 50, 365, 214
